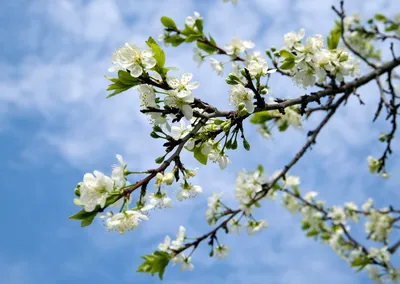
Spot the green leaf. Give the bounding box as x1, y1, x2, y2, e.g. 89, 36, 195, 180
197, 41, 218, 54
195, 19, 203, 33
257, 164, 264, 174
306, 229, 319, 237
146, 37, 166, 68
164, 35, 185, 47
118, 70, 140, 85
250, 111, 273, 124
194, 146, 208, 165
181, 26, 196, 36
278, 120, 289, 132
327, 28, 341, 50
254, 202, 262, 208
292, 185, 300, 197
81, 214, 96, 227
279, 59, 295, 70
279, 50, 295, 59
374, 14, 387, 22
185, 34, 204, 42
301, 221, 311, 231
137, 251, 171, 280
105, 74, 139, 98
385, 24, 399, 32
69, 209, 97, 220
209, 35, 217, 46
105, 194, 121, 207
160, 16, 177, 29
351, 257, 371, 272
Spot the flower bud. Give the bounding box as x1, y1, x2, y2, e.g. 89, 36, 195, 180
155, 156, 165, 164
150, 132, 161, 139
74, 183, 82, 197
231, 140, 238, 150
238, 108, 249, 117
339, 52, 349, 62
243, 139, 250, 151
238, 102, 246, 111
223, 122, 231, 132
163, 172, 175, 185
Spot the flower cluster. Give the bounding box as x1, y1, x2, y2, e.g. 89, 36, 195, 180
235, 168, 269, 215
158, 226, 194, 271
280, 29, 360, 88
229, 84, 255, 113
343, 13, 382, 60
206, 192, 224, 225
279, 186, 400, 283
245, 51, 276, 78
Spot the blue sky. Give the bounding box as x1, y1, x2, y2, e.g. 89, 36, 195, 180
1, 0, 400, 283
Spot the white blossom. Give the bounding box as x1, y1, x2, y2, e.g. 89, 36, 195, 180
282, 193, 300, 214
105, 210, 149, 234
225, 37, 255, 57
210, 58, 224, 76
366, 265, 383, 284
247, 220, 268, 235
284, 28, 305, 49
111, 154, 127, 189
170, 226, 186, 250
227, 218, 241, 234
303, 191, 318, 203
176, 182, 202, 201
137, 85, 157, 109
185, 11, 202, 29
245, 52, 276, 77
79, 171, 114, 212
143, 192, 173, 210
215, 245, 229, 260
368, 247, 390, 264
108, 42, 156, 77
362, 198, 374, 212
158, 235, 171, 252
328, 206, 347, 225
170, 120, 193, 140
365, 210, 393, 242
208, 148, 231, 169
229, 84, 255, 113
280, 29, 360, 88
192, 47, 204, 67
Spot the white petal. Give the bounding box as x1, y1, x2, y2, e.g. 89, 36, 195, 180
181, 73, 193, 85
130, 64, 143, 77
181, 105, 193, 120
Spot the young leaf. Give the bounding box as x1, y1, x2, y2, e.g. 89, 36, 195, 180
195, 19, 203, 33
160, 16, 177, 29
279, 59, 295, 70
164, 35, 185, 47
185, 34, 204, 42
137, 251, 171, 280
197, 41, 217, 54
118, 70, 140, 85
69, 209, 97, 220
374, 14, 387, 22
279, 50, 296, 59
81, 214, 96, 227
327, 28, 341, 50
194, 146, 208, 165
146, 37, 166, 68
